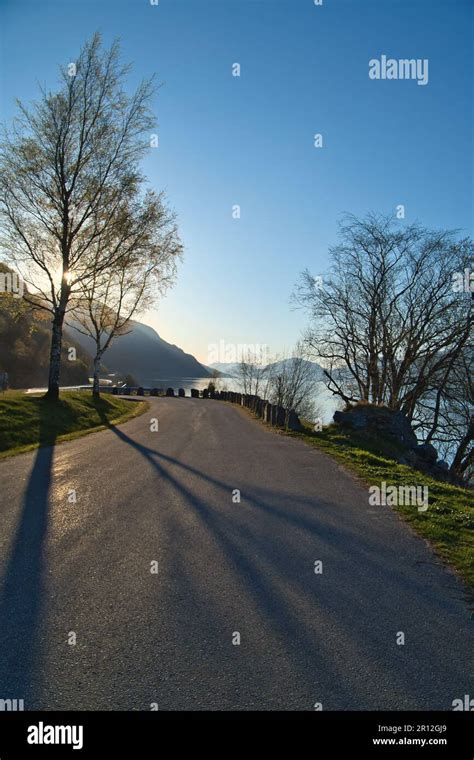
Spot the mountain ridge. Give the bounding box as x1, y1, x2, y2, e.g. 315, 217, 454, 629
67, 318, 211, 384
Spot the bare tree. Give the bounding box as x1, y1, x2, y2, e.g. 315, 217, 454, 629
0, 33, 157, 399
236, 348, 269, 397
266, 343, 321, 424
207, 369, 221, 394
69, 191, 181, 397
294, 213, 473, 478
416, 347, 473, 481
294, 214, 472, 414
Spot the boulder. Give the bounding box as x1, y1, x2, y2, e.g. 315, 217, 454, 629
191, 388, 199, 398
333, 406, 418, 448
397, 450, 418, 467
166, 387, 175, 397
264, 402, 272, 423
287, 409, 302, 431
178, 388, 185, 397
386, 411, 418, 447
413, 443, 438, 465
276, 406, 286, 427
333, 410, 367, 429
271, 405, 278, 426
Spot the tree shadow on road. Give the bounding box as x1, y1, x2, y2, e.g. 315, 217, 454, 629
97, 410, 455, 709
0, 399, 56, 706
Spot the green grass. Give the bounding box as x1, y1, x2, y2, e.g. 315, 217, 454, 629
0, 390, 148, 458
287, 420, 474, 592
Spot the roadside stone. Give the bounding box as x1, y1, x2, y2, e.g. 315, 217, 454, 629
287, 409, 302, 431
414, 443, 438, 465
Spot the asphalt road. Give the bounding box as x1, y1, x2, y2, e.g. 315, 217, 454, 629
0, 397, 472, 710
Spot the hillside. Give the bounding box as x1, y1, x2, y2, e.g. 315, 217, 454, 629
0, 265, 90, 388
265, 357, 323, 379
208, 362, 239, 376
0, 261, 210, 387
67, 319, 210, 384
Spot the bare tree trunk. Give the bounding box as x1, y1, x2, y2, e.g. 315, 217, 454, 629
449, 419, 473, 479
45, 314, 64, 401
92, 354, 102, 398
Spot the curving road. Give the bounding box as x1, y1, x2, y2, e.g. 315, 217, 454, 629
0, 397, 472, 710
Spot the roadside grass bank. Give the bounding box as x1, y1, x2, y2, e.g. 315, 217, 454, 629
230, 400, 473, 592
0, 390, 148, 458
288, 421, 473, 592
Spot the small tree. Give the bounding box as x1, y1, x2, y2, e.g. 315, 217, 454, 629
207, 369, 221, 394
267, 343, 320, 424
236, 348, 269, 397
69, 190, 181, 396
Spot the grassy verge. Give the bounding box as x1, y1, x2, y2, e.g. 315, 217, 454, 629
0, 390, 148, 458
235, 404, 473, 590
284, 421, 473, 592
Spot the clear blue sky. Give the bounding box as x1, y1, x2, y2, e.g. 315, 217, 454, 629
1, 0, 472, 365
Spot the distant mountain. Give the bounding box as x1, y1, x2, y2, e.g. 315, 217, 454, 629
208, 362, 240, 377
264, 357, 324, 379
68, 319, 211, 384
209, 358, 323, 379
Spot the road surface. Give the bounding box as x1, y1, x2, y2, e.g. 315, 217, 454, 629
0, 398, 472, 710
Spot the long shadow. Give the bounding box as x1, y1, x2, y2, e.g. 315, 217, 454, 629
98, 412, 440, 706
99, 418, 456, 610
0, 399, 56, 706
